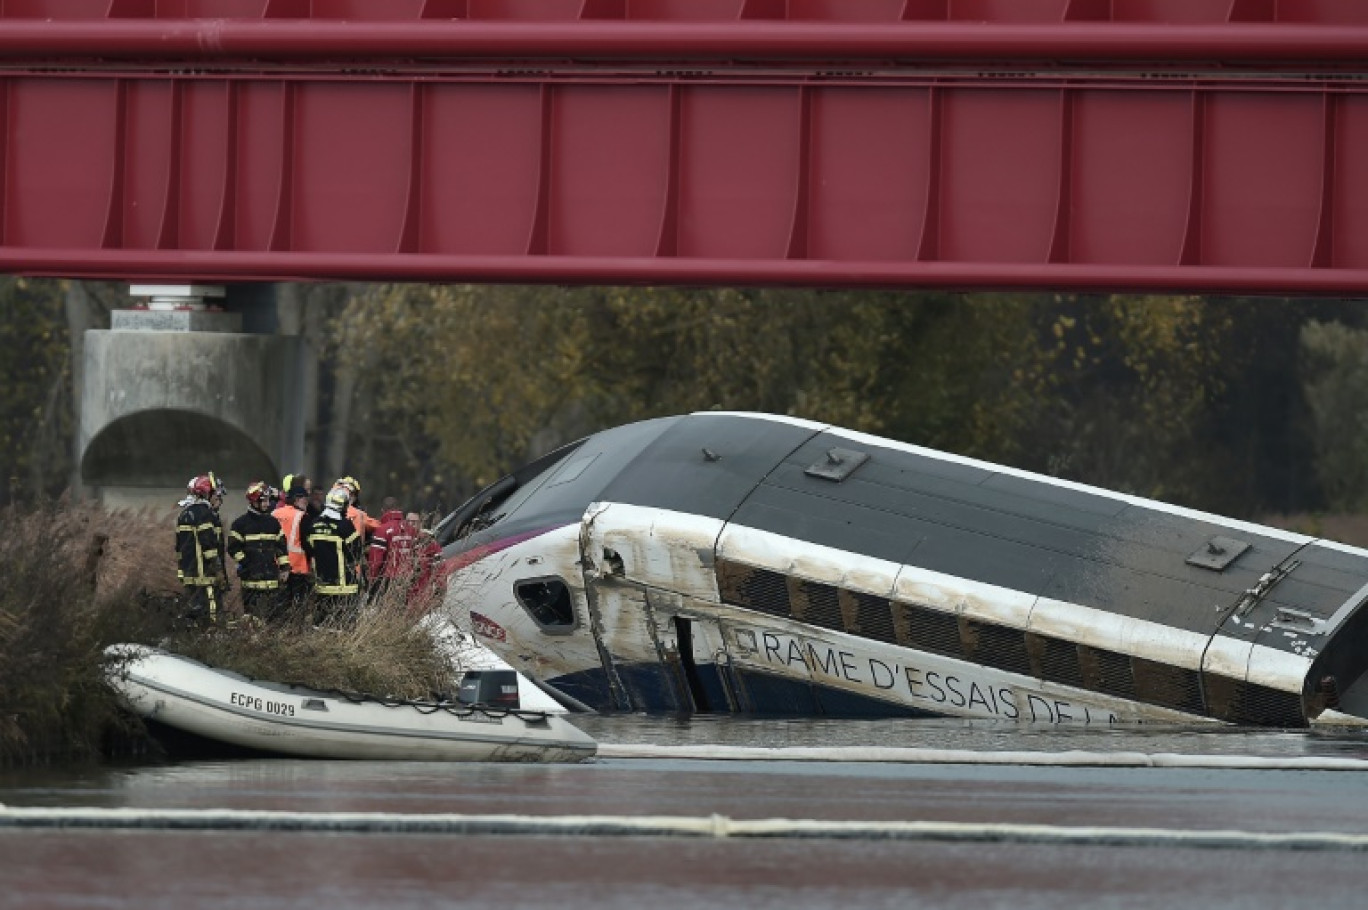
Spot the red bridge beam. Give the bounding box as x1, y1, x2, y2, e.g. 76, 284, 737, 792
1, 68, 1366, 293
1, 0, 1367, 28
3, 20, 1368, 64
9, 251, 1368, 296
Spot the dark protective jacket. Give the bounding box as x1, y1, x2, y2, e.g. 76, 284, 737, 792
176, 499, 224, 587
301, 511, 363, 596
227, 509, 290, 590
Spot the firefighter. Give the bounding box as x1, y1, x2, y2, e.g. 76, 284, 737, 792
278, 472, 310, 507
335, 475, 380, 588
301, 485, 364, 624
409, 521, 447, 615
336, 475, 382, 539
366, 497, 408, 601
176, 472, 226, 628
227, 481, 290, 623
272, 483, 312, 613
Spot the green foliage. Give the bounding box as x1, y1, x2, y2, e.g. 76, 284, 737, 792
1007, 295, 1237, 505
1300, 320, 1368, 511
332, 284, 960, 502
331, 287, 1238, 506
0, 278, 73, 503
328, 284, 1368, 519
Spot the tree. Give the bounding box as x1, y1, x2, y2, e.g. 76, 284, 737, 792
1012, 294, 1235, 507
330, 284, 1361, 521
330, 284, 955, 508
1299, 319, 1368, 512
0, 278, 73, 503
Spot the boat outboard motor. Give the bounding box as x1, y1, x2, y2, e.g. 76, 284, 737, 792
458, 670, 521, 708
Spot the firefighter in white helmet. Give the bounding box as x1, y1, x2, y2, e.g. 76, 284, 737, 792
300, 485, 364, 624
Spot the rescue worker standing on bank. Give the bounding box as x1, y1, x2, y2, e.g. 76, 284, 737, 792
227, 481, 290, 623
272, 483, 312, 612
301, 486, 364, 624
176, 472, 226, 627
279, 473, 311, 508
335, 475, 380, 589
366, 497, 408, 600
409, 519, 446, 614
337, 476, 381, 539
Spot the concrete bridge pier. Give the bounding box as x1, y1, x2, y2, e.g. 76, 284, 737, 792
80, 284, 306, 512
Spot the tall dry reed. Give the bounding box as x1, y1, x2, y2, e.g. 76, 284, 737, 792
168, 577, 460, 701
0, 500, 174, 765
0, 500, 460, 766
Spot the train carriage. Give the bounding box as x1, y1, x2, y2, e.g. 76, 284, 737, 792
436, 412, 1368, 727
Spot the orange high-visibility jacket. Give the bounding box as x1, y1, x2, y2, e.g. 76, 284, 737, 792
347, 504, 381, 538
272, 503, 309, 575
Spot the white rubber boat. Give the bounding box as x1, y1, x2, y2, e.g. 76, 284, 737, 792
104, 644, 597, 763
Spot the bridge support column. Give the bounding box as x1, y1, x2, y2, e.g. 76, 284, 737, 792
80, 284, 305, 511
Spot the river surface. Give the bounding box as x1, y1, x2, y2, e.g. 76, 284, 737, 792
4, 715, 1368, 909
570, 712, 1368, 757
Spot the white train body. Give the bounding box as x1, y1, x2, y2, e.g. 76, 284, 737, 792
437, 413, 1368, 726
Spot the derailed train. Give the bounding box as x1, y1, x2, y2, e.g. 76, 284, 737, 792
435, 412, 1368, 726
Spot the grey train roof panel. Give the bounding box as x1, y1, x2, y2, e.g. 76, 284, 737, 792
599, 413, 819, 522
537, 413, 1368, 644
440, 412, 1368, 722
712, 423, 1368, 639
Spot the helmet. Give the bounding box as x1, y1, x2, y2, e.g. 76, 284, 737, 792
187, 473, 223, 500
246, 481, 276, 510
336, 475, 361, 495
325, 486, 350, 512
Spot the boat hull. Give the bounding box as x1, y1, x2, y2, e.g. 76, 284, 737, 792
105, 644, 597, 763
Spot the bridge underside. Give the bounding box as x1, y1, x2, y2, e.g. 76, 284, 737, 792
5, 4, 1368, 294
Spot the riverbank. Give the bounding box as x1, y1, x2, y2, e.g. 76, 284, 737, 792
0, 501, 455, 767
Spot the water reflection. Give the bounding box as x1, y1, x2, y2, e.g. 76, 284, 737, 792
570, 712, 1368, 758
2, 713, 1366, 803
5, 715, 1367, 910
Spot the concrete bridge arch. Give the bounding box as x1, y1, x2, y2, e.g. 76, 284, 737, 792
80, 302, 304, 511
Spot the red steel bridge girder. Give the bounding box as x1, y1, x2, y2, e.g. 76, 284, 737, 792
5, 8, 1368, 293
7, 71, 1368, 293
4, 0, 1368, 26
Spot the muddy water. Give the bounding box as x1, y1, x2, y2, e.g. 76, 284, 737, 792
3, 715, 1368, 909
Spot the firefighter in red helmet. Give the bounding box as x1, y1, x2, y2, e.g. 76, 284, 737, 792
176, 472, 226, 627
227, 481, 290, 622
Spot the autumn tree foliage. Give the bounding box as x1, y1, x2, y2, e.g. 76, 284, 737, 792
0, 278, 72, 504
6, 276, 1368, 521
326, 285, 1366, 519
1300, 319, 1368, 513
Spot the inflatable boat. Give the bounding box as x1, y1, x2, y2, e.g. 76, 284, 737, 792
104, 644, 597, 762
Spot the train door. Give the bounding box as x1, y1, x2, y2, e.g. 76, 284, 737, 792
668, 613, 736, 713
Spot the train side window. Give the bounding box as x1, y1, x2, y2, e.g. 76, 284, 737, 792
515, 578, 576, 633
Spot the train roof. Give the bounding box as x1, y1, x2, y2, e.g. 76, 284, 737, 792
594, 412, 1368, 641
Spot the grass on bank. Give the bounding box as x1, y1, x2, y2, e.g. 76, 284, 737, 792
0, 501, 459, 767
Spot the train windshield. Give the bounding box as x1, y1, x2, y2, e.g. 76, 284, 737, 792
434, 416, 684, 550
434, 438, 586, 546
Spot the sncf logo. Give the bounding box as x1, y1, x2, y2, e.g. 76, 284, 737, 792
472, 611, 507, 642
